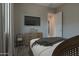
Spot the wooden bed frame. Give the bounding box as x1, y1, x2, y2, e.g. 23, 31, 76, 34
29, 35, 79, 56
52, 35, 79, 56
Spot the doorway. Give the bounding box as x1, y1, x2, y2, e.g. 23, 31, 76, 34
48, 13, 55, 37
48, 12, 62, 37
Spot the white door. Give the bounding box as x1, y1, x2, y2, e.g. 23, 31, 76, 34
54, 12, 62, 37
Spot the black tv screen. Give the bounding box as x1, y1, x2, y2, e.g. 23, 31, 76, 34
24, 16, 40, 26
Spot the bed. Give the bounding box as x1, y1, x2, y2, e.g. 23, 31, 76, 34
29, 35, 79, 56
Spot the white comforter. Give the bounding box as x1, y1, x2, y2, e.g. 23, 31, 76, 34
30, 38, 63, 56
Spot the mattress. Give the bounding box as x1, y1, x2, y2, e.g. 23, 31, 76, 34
30, 38, 63, 56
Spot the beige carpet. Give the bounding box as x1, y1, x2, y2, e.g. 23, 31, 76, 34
14, 46, 29, 56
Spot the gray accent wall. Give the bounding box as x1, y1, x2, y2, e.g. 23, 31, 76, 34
14, 4, 55, 37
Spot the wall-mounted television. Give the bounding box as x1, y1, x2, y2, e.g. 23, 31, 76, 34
24, 16, 40, 26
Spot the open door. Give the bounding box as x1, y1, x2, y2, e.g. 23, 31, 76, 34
55, 12, 62, 37
48, 12, 62, 37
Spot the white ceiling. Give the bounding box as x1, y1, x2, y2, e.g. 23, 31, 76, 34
36, 3, 63, 8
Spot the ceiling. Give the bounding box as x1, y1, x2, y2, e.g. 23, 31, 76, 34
36, 3, 63, 8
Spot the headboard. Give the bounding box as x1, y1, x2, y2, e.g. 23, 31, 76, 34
52, 35, 79, 56
23, 32, 43, 46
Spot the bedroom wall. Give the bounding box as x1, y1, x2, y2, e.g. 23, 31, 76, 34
14, 3, 55, 37
57, 4, 79, 38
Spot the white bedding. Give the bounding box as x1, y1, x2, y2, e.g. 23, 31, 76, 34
30, 38, 63, 56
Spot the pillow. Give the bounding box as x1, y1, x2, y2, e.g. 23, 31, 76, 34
30, 38, 40, 47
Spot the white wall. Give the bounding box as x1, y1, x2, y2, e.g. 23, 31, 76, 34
14, 4, 54, 37
14, 3, 79, 38
62, 4, 79, 38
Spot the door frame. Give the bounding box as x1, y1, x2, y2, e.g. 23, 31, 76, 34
48, 11, 63, 37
